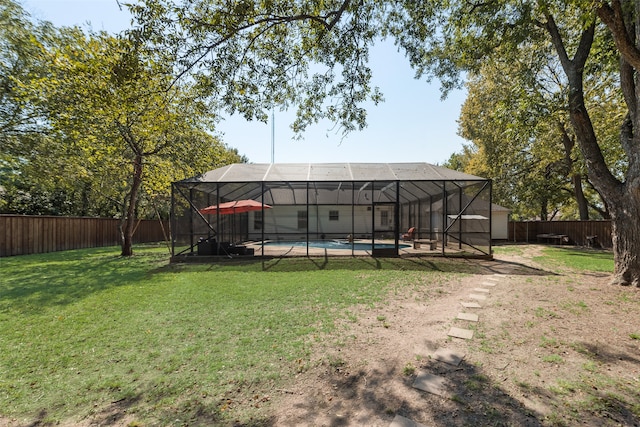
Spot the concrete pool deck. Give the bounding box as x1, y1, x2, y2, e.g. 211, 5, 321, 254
246, 239, 440, 257
170, 239, 492, 262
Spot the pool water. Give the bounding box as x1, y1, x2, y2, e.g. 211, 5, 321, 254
264, 240, 410, 251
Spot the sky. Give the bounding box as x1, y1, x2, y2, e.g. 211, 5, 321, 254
21, 0, 469, 165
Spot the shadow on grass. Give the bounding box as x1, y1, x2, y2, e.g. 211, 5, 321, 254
0, 247, 167, 313
579, 341, 640, 367
171, 254, 557, 276
1, 245, 556, 313
515, 375, 640, 426
477, 258, 556, 277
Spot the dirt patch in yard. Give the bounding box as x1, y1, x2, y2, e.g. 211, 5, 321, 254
271, 245, 640, 426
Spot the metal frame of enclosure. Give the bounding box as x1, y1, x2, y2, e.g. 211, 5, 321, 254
170, 163, 493, 260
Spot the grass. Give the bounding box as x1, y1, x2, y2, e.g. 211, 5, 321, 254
533, 247, 614, 273
542, 354, 564, 364
539, 335, 558, 348
492, 245, 525, 256
465, 374, 489, 391
402, 362, 416, 376
0, 245, 472, 426
534, 306, 558, 319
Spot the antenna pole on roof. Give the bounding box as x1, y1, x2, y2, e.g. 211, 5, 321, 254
270, 108, 275, 164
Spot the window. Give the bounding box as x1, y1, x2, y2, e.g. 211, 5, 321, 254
380, 210, 389, 226
253, 211, 263, 230
329, 210, 339, 221
297, 210, 307, 229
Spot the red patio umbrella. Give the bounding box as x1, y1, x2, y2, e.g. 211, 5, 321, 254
199, 199, 272, 215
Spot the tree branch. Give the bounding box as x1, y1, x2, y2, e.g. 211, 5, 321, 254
597, 0, 640, 70
541, 14, 572, 73
173, 1, 351, 84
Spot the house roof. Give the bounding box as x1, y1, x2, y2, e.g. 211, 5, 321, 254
181, 162, 486, 183
177, 163, 490, 205
430, 193, 511, 213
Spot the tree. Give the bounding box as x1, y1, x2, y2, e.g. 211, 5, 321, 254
455, 56, 572, 220
452, 40, 622, 221
36, 29, 243, 255
0, 0, 50, 144
400, 0, 640, 285
0, 1, 81, 215
2, 0, 244, 255
0, 1, 244, 254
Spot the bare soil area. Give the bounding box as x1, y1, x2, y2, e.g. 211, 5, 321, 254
271, 245, 640, 426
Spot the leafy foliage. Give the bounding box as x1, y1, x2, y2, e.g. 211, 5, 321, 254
451, 35, 624, 220
1, 1, 242, 255
128, 0, 386, 137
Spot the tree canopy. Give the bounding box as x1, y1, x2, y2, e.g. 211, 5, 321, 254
1, 0, 243, 255
450, 34, 625, 221
129, 0, 387, 136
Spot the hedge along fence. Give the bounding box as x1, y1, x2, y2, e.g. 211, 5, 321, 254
508, 220, 612, 248
0, 215, 169, 257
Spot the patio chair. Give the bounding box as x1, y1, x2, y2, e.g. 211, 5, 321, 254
402, 227, 416, 241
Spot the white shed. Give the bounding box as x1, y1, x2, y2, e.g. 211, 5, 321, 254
491, 203, 511, 240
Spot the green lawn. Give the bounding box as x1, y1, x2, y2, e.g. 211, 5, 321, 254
534, 246, 615, 273
492, 244, 615, 273
0, 246, 475, 426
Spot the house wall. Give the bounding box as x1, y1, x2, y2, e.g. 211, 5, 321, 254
247, 204, 396, 241
242, 204, 507, 242
429, 208, 507, 240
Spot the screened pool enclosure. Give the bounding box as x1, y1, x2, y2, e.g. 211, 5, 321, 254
171, 163, 493, 259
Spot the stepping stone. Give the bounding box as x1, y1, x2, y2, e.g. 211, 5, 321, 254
433, 347, 465, 366
461, 301, 481, 308
481, 281, 497, 287
469, 293, 487, 301
389, 415, 428, 427
457, 312, 479, 322
414, 338, 438, 357
448, 327, 474, 339
413, 371, 449, 397
473, 287, 490, 293
485, 277, 500, 282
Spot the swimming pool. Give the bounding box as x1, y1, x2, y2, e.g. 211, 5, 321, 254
263, 240, 410, 251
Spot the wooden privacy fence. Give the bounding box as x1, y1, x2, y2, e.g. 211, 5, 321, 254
508, 220, 612, 248
0, 215, 169, 257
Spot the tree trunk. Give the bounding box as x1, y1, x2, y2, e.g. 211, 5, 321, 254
559, 123, 589, 219
609, 190, 640, 286
572, 174, 589, 220
121, 153, 144, 257
570, 101, 640, 286
571, 107, 640, 286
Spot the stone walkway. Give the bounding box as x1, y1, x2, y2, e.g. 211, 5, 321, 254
388, 271, 511, 427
